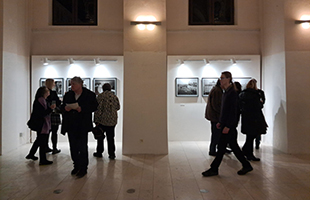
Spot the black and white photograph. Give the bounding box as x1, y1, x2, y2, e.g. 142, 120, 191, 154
66, 78, 91, 91
234, 77, 252, 90
175, 78, 199, 97
93, 78, 117, 95
40, 78, 64, 97
201, 78, 219, 97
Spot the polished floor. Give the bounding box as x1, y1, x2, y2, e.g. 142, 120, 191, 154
1, 141, 310, 200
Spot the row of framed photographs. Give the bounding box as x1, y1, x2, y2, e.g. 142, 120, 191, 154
175, 77, 252, 97
39, 78, 117, 97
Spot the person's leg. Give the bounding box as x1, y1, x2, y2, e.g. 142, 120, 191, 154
255, 134, 261, 149
68, 132, 79, 171
210, 132, 228, 170
106, 125, 116, 159
26, 132, 40, 160
76, 132, 88, 178
51, 125, 59, 150
39, 134, 52, 164
209, 122, 220, 155
227, 129, 253, 173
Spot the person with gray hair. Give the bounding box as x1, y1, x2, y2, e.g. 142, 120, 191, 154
93, 83, 120, 159
60, 76, 98, 178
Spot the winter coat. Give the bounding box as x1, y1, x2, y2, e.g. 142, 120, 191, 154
205, 85, 223, 122
239, 88, 268, 136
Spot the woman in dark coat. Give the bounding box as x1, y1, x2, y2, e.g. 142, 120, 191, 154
239, 79, 268, 161
26, 86, 56, 165
45, 79, 62, 154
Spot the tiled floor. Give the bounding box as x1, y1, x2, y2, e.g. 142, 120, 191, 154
0, 141, 310, 200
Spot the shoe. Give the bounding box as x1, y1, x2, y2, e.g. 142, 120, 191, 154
46, 148, 53, 153
39, 160, 53, 165
76, 170, 87, 178
237, 166, 253, 175
225, 148, 232, 154
26, 155, 38, 161
71, 168, 79, 175
93, 152, 103, 158
255, 145, 260, 150
202, 168, 218, 177
52, 149, 61, 154
209, 152, 217, 156
109, 156, 116, 160
247, 156, 260, 161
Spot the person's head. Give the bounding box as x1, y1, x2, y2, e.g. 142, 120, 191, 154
246, 79, 258, 90
70, 76, 83, 93
102, 83, 112, 91
45, 79, 55, 90
35, 86, 50, 100
220, 71, 233, 89
234, 81, 242, 93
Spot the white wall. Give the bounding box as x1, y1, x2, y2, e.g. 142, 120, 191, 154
1, 0, 30, 154
31, 56, 124, 143
168, 55, 261, 142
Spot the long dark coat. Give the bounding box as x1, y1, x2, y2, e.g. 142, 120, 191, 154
239, 88, 268, 136
60, 88, 98, 134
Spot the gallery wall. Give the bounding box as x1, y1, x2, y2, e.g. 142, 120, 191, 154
31, 56, 124, 143
167, 55, 262, 143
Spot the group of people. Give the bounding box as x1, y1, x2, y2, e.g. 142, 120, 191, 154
203, 71, 267, 177
26, 77, 120, 178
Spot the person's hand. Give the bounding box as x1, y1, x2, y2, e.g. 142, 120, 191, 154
50, 104, 56, 109
216, 123, 221, 129
222, 127, 230, 134
65, 106, 72, 112
76, 106, 82, 113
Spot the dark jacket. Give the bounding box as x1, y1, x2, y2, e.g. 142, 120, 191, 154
46, 89, 61, 107
205, 85, 223, 122
239, 88, 268, 136
60, 88, 98, 134
219, 84, 239, 129
27, 98, 53, 132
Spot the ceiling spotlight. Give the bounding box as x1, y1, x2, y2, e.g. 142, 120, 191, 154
43, 58, 49, 66
203, 59, 210, 65
177, 59, 184, 65
68, 58, 74, 65
94, 58, 101, 65
231, 58, 237, 65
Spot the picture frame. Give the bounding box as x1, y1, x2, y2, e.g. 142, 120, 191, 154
201, 78, 219, 97
175, 77, 199, 97
39, 78, 64, 97
66, 78, 91, 91
233, 77, 252, 91
93, 78, 117, 95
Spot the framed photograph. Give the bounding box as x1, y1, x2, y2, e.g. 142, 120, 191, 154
66, 78, 91, 91
39, 78, 64, 97
234, 77, 252, 91
175, 78, 199, 97
93, 78, 117, 95
201, 78, 219, 97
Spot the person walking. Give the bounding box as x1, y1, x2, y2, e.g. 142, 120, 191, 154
61, 77, 98, 178
93, 83, 120, 159
26, 86, 56, 165
202, 71, 253, 177
239, 79, 268, 161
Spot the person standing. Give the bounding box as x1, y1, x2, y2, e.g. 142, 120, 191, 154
239, 79, 268, 161
26, 86, 56, 165
205, 79, 223, 156
61, 77, 98, 178
202, 71, 253, 177
93, 83, 120, 159
45, 79, 62, 154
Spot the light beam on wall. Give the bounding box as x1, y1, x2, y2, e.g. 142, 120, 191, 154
68, 64, 86, 77
295, 15, 310, 29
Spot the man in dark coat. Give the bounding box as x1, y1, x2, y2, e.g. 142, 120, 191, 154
61, 76, 98, 178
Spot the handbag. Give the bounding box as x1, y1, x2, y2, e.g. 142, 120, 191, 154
92, 125, 105, 139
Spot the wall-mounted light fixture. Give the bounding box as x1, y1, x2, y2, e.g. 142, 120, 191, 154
68, 58, 74, 65
131, 16, 161, 30
231, 58, 237, 65
43, 58, 49, 66
203, 59, 210, 65
94, 58, 100, 65
177, 59, 184, 65
295, 15, 310, 29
